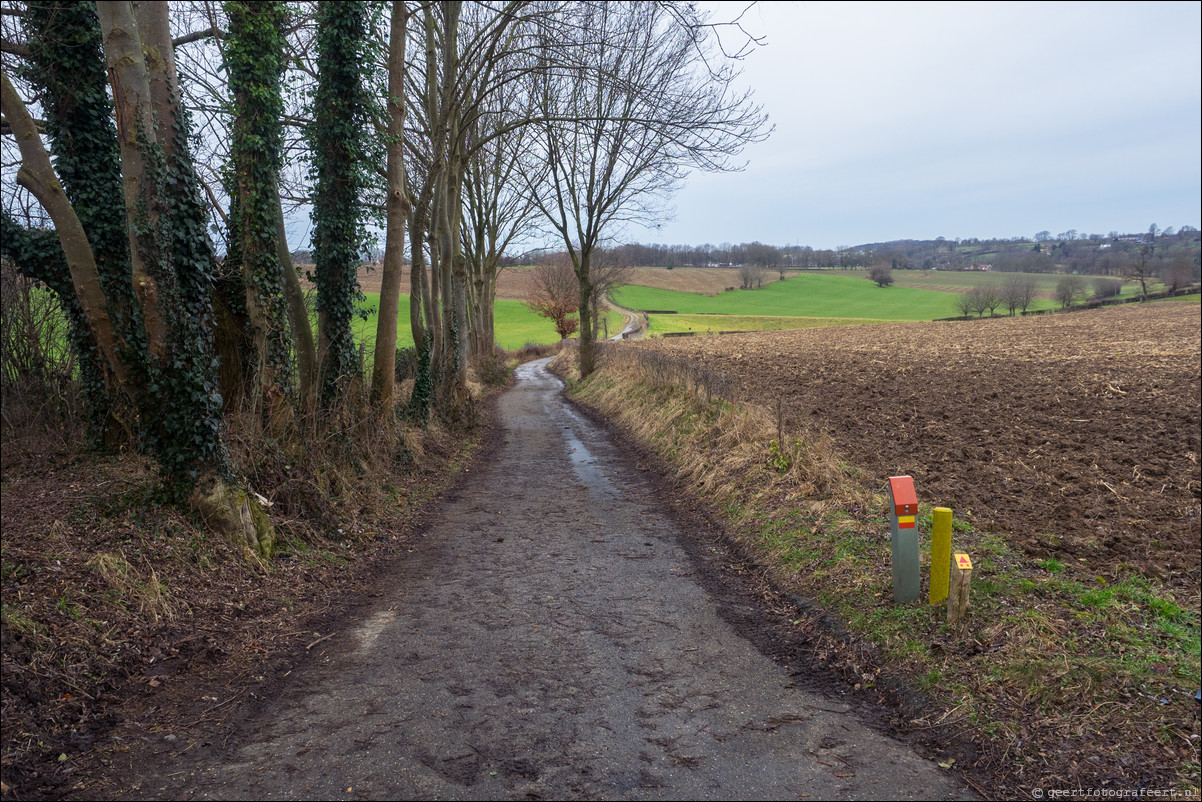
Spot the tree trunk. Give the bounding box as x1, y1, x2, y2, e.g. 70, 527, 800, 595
277, 187, 316, 409
409, 211, 428, 353
483, 263, 497, 354
577, 253, 595, 377
97, 0, 169, 363
371, 0, 410, 408
133, 1, 181, 157
1, 72, 129, 394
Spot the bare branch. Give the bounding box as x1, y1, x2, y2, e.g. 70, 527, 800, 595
172, 25, 223, 48
1, 37, 31, 59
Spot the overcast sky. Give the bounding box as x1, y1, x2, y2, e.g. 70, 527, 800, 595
626, 0, 1202, 250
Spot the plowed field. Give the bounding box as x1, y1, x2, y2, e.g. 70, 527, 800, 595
632, 303, 1202, 586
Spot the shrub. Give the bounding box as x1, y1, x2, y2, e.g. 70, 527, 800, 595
394, 346, 418, 382
471, 348, 511, 386
0, 264, 83, 453
1092, 277, 1122, 299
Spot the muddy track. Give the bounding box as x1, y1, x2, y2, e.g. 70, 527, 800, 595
121, 360, 974, 801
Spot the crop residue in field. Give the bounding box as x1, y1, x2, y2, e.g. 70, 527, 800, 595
632, 303, 1202, 586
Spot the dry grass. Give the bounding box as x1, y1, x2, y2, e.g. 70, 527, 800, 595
85, 553, 175, 624
578, 344, 859, 507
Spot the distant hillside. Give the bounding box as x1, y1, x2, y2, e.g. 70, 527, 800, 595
555, 226, 1202, 279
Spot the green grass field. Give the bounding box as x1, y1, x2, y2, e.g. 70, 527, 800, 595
1154, 292, 1201, 304
351, 293, 623, 353
614, 272, 1062, 324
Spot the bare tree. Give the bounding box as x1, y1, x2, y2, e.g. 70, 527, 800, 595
1162, 252, 1197, 293
1001, 274, 1037, 315
969, 286, 991, 317
1121, 246, 1156, 299
980, 285, 1002, 316
527, 1, 769, 377
525, 261, 579, 340
869, 263, 893, 287
405, 0, 546, 409
1092, 277, 1122, 299
462, 71, 543, 356
953, 290, 975, 318
739, 263, 766, 289
1055, 274, 1087, 308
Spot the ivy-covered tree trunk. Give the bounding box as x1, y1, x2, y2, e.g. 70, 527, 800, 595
226, 0, 294, 426
97, 0, 273, 556
310, 0, 370, 406
407, 192, 436, 423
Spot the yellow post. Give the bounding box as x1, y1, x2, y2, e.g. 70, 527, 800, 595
930, 507, 953, 604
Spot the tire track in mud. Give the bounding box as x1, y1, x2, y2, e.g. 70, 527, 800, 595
134, 359, 973, 801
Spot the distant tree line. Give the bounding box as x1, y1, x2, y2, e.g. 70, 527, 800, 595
525, 227, 1201, 287
523, 241, 875, 270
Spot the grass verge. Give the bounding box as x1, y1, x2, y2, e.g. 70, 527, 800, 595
562, 345, 1201, 798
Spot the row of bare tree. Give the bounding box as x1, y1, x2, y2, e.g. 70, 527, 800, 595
953, 277, 1038, 318
369, 0, 769, 405
0, 1, 768, 544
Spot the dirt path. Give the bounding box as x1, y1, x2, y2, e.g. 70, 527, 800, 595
124, 360, 973, 801
606, 295, 645, 340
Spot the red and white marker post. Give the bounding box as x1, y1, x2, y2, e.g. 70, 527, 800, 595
888, 475, 920, 603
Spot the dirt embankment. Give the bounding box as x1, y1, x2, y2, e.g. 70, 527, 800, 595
0, 408, 492, 800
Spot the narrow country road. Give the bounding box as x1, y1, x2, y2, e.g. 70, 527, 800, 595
134, 359, 974, 801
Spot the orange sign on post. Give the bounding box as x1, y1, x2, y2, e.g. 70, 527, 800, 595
890, 476, 918, 528
949, 552, 973, 624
